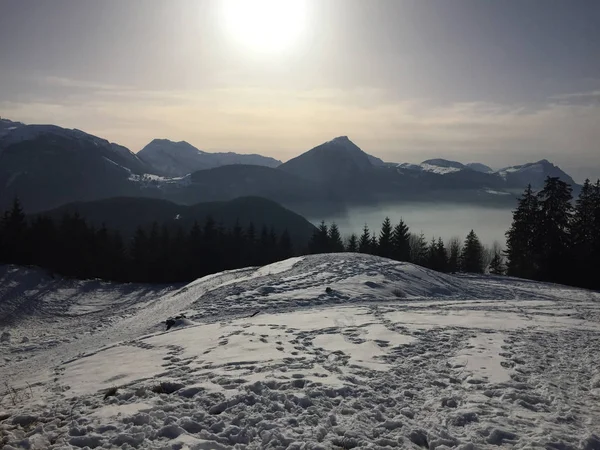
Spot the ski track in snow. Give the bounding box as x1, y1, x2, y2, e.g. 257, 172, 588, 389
1, 254, 600, 449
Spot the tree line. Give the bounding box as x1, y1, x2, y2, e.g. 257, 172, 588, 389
0, 202, 293, 283
506, 177, 600, 289
307, 218, 501, 275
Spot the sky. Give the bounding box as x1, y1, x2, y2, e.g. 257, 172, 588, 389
0, 0, 599, 181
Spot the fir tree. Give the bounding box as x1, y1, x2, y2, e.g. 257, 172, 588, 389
309, 221, 330, 254
571, 179, 596, 286
0, 198, 29, 265
378, 217, 393, 258
447, 237, 461, 273
489, 251, 505, 275
358, 224, 372, 253
346, 234, 358, 253
328, 223, 345, 252
460, 230, 484, 273
409, 233, 428, 266
505, 184, 540, 279
391, 219, 411, 262
537, 177, 573, 283
370, 233, 378, 254
426, 237, 448, 272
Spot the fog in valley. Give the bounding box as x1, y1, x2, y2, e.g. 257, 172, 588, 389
310, 203, 515, 248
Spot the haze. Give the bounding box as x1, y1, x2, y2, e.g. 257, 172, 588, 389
1, 0, 599, 181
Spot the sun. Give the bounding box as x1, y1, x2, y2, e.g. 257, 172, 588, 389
220, 0, 308, 54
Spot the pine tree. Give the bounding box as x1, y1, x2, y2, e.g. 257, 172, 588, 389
505, 184, 540, 279
447, 237, 461, 273
409, 233, 428, 266
0, 198, 29, 265
391, 219, 411, 262
537, 177, 573, 283
378, 217, 393, 258
460, 230, 484, 273
489, 251, 505, 275
370, 233, 379, 254
328, 223, 345, 252
571, 179, 596, 286
358, 224, 371, 253
346, 234, 358, 253
309, 221, 330, 254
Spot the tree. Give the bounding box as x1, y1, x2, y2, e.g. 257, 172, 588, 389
0, 198, 29, 265
370, 233, 379, 254
536, 177, 573, 283
426, 237, 448, 272
409, 233, 428, 266
358, 224, 372, 253
505, 184, 540, 279
460, 230, 484, 273
279, 229, 293, 260
571, 179, 596, 287
328, 223, 345, 252
391, 219, 411, 262
489, 250, 505, 275
309, 221, 330, 254
346, 234, 358, 253
378, 217, 393, 258
447, 237, 461, 273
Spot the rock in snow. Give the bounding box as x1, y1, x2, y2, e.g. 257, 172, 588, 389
1, 253, 600, 449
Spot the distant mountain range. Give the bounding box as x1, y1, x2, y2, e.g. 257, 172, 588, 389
0, 117, 584, 218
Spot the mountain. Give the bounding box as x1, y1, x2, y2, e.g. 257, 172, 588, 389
467, 162, 494, 173
3, 253, 600, 448
37, 196, 317, 247
279, 136, 380, 184
0, 121, 150, 212
138, 139, 281, 177
498, 159, 577, 190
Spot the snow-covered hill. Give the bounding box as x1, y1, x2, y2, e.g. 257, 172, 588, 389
1, 255, 599, 449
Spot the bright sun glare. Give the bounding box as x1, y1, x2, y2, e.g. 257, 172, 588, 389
220, 0, 308, 54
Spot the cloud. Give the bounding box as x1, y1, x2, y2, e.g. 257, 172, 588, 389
2, 77, 599, 181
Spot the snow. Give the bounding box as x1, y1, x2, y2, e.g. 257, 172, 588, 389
1, 254, 600, 449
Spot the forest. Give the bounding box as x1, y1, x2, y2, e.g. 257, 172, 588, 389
0, 176, 598, 289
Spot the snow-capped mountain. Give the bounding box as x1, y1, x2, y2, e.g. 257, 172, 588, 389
0, 121, 151, 212
2, 253, 600, 448
138, 139, 282, 177
498, 159, 577, 189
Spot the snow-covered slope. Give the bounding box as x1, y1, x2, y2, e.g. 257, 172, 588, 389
1, 254, 600, 449
138, 139, 282, 177
467, 162, 494, 174
497, 159, 577, 189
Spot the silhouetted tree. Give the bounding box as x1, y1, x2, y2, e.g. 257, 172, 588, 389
358, 224, 372, 254
378, 217, 393, 258
505, 185, 540, 279
346, 234, 358, 253
571, 179, 596, 287
328, 223, 345, 252
460, 230, 484, 273
0, 198, 29, 265
537, 177, 573, 283
447, 237, 461, 273
309, 221, 330, 254
489, 250, 505, 275
409, 233, 428, 266
391, 219, 411, 262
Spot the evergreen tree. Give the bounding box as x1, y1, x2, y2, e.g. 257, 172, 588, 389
346, 234, 358, 253
489, 251, 505, 275
447, 237, 461, 273
358, 224, 372, 253
536, 177, 573, 283
378, 217, 393, 258
571, 179, 596, 286
426, 237, 448, 272
409, 233, 428, 266
505, 184, 540, 279
370, 233, 379, 254
390, 219, 411, 262
0, 198, 29, 265
460, 230, 484, 273
309, 221, 330, 254
328, 223, 345, 252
